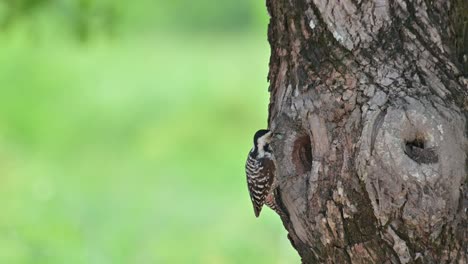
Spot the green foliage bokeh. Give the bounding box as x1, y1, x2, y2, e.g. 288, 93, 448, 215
0, 0, 268, 38
0, 1, 299, 263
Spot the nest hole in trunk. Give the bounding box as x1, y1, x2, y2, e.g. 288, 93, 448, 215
404, 133, 439, 164
292, 134, 313, 174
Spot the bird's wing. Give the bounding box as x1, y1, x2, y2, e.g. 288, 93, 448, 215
246, 155, 275, 217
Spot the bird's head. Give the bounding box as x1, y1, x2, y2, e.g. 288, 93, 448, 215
253, 129, 272, 158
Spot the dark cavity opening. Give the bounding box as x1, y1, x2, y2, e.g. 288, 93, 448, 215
292, 135, 313, 174
404, 135, 438, 164
406, 137, 425, 149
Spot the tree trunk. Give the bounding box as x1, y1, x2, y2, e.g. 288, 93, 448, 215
266, 0, 467, 263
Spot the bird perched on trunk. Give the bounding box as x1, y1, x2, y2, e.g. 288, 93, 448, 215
245, 129, 282, 217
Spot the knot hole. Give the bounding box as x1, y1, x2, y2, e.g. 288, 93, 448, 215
404, 132, 438, 164
292, 134, 313, 174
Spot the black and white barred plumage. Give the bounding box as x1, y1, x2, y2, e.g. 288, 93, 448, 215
246, 129, 280, 217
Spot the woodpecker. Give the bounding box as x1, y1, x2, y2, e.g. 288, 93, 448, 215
245, 129, 281, 217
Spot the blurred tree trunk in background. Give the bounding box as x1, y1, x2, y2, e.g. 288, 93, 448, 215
266, 0, 467, 263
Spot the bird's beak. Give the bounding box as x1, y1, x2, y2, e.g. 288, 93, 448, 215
265, 132, 273, 140
270, 132, 284, 140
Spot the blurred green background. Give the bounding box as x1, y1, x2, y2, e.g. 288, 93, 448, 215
0, 1, 299, 263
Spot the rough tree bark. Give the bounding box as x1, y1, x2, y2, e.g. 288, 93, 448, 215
266, 0, 467, 263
